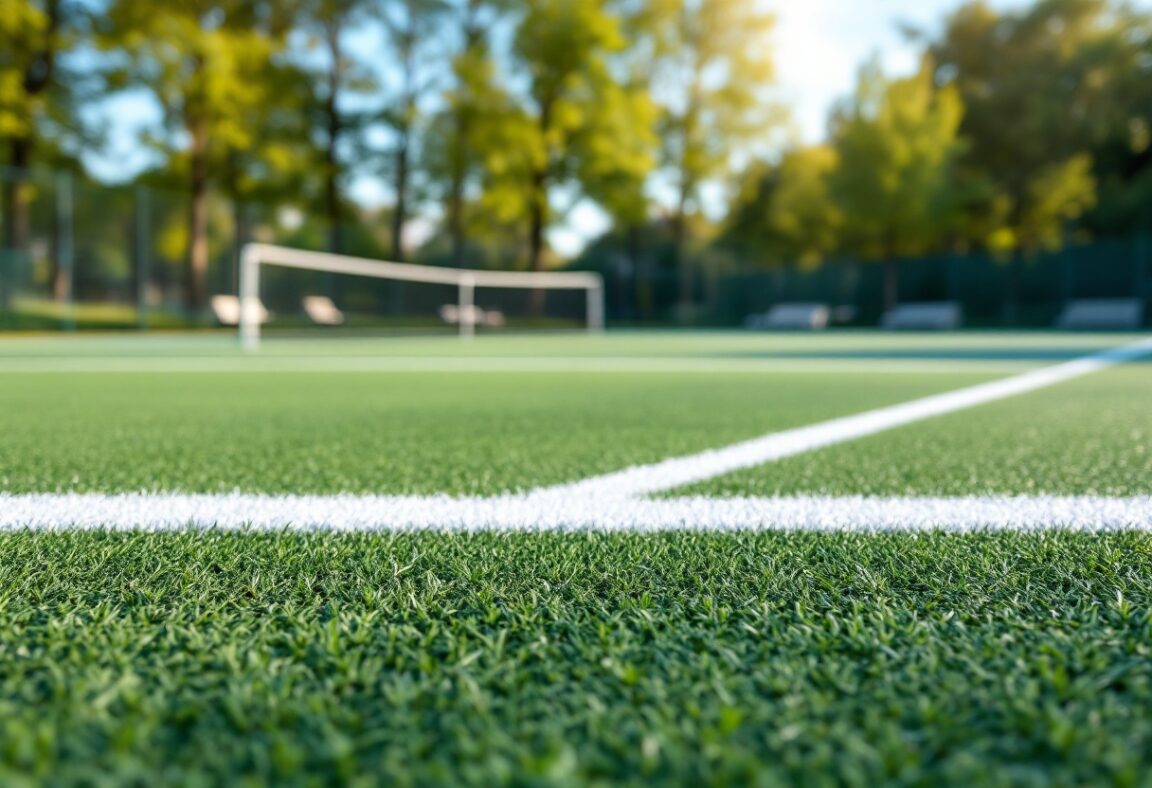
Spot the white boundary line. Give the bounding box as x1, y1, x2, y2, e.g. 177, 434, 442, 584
3, 336, 1150, 532
544, 336, 1152, 499
1, 492, 1150, 532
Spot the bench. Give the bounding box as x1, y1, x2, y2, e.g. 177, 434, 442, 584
302, 295, 345, 326
744, 303, 830, 330
439, 304, 506, 328
211, 295, 270, 326
1055, 298, 1144, 329
881, 301, 962, 330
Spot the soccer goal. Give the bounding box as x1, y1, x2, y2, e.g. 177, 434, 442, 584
237, 243, 605, 348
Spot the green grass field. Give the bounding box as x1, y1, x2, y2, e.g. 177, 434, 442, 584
2, 331, 1151, 785
682, 366, 1152, 498
0, 370, 987, 495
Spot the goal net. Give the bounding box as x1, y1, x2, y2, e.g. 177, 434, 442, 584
236, 243, 605, 348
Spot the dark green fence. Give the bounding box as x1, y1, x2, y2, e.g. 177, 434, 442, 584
587, 236, 1152, 328
3, 165, 1151, 331
707, 238, 1151, 327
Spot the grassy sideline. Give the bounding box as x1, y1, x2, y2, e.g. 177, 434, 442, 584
683, 365, 1152, 498
0, 371, 984, 495
2, 530, 1151, 785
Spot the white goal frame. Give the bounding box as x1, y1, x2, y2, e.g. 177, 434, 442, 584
238, 243, 605, 348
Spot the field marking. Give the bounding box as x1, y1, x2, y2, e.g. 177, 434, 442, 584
542, 336, 1152, 499
1, 492, 1150, 532
0, 357, 1038, 375
3, 336, 1150, 532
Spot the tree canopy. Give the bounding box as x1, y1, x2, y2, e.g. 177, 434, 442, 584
2, 0, 1151, 315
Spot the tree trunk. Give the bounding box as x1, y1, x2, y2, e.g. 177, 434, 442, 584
526, 94, 555, 317
883, 257, 899, 312
624, 223, 641, 321
671, 174, 694, 313
321, 91, 340, 300
1004, 248, 1022, 326
324, 93, 342, 254
231, 199, 248, 295
672, 208, 691, 311
1, 0, 60, 312
391, 139, 409, 262
1, 138, 32, 311
133, 185, 151, 326
49, 170, 72, 303
527, 169, 547, 273
2, 139, 31, 252
527, 167, 549, 317
448, 111, 469, 268
448, 170, 466, 267
185, 124, 210, 312
321, 18, 344, 255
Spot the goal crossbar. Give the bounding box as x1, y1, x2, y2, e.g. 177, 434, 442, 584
239, 243, 605, 347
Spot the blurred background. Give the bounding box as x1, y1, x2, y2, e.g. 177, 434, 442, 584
1, 0, 1150, 332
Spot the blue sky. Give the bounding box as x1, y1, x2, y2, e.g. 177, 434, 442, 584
80, 0, 1071, 255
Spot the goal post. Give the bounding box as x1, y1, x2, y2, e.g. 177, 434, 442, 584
238, 243, 605, 348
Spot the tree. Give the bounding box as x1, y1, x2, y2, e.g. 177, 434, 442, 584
296, 0, 377, 255
576, 82, 658, 265
650, 0, 778, 302
0, 0, 91, 306
503, 0, 627, 274
829, 59, 965, 310
722, 145, 841, 268
103, 0, 292, 310
218, 57, 313, 290
423, 0, 510, 267
923, 0, 1127, 305
380, 0, 448, 262
1085, 3, 1152, 235
577, 0, 665, 267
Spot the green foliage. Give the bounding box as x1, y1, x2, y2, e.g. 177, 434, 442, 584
100, 1, 298, 306
829, 60, 965, 260
924, 0, 1142, 252
421, 0, 515, 264
0, 0, 94, 160
2, 529, 1151, 784
723, 145, 842, 268
0, 0, 53, 141
8, 0, 1152, 281
576, 0, 664, 229
576, 77, 659, 229
653, 0, 779, 226
102, 1, 290, 162
491, 0, 630, 268
379, 0, 450, 260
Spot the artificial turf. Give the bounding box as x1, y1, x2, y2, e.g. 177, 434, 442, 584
0, 371, 984, 495
683, 365, 1152, 498
1, 530, 1150, 785
5, 331, 1152, 785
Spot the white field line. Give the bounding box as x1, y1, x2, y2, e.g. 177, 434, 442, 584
1, 492, 1150, 532
542, 336, 1152, 499
3, 336, 1150, 532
